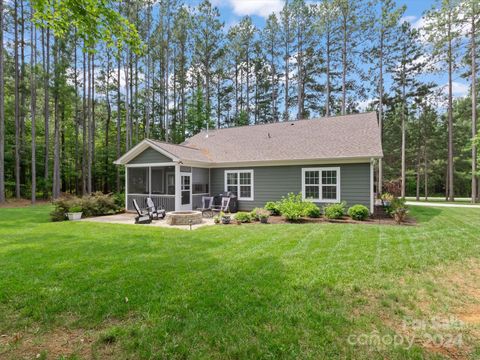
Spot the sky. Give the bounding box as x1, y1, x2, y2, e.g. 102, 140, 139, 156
192, 0, 470, 101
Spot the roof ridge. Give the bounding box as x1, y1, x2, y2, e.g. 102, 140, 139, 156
149, 139, 201, 151
187, 111, 377, 136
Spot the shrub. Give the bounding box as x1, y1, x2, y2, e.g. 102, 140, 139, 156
277, 193, 306, 221
385, 196, 406, 217
393, 207, 409, 224
50, 192, 122, 221
303, 202, 321, 218
265, 201, 281, 216
234, 212, 252, 223
347, 204, 369, 221
251, 208, 270, 221
69, 205, 83, 213
323, 202, 346, 219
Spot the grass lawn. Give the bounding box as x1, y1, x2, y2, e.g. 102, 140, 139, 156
1, 205, 480, 359
405, 197, 475, 205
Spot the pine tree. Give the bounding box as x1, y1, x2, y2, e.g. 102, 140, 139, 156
424, 0, 462, 201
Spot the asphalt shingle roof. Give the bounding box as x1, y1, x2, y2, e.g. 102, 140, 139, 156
149, 112, 383, 164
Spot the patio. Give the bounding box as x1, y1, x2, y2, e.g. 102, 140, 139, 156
80, 212, 215, 230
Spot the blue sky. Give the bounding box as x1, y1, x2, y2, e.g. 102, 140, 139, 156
191, 0, 469, 101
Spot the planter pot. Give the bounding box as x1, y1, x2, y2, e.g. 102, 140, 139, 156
260, 217, 269, 224
221, 216, 231, 225
67, 212, 83, 221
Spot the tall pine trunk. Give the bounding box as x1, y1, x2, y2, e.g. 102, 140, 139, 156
52, 38, 61, 199
116, 53, 121, 191
447, 16, 454, 201
14, 0, 21, 198
30, 9, 37, 204
43, 28, 50, 198
471, 6, 477, 203
378, 29, 384, 195
0, 0, 4, 203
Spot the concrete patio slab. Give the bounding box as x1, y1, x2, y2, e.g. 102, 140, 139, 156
80, 212, 215, 230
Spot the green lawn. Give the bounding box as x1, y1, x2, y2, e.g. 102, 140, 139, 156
1, 205, 480, 359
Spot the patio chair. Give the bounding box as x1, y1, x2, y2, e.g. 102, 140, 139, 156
212, 197, 231, 215
132, 199, 152, 224
146, 197, 166, 220
197, 196, 214, 218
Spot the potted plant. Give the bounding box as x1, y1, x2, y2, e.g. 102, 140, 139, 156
213, 215, 221, 224
67, 205, 83, 221
221, 214, 231, 225
381, 193, 394, 207
259, 213, 269, 224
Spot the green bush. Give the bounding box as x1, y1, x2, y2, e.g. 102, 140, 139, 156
323, 202, 346, 219
234, 212, 252, 223
303, 202, 321, 218
251, 208, 270, 221
385, 197, 406, 217
347, 204, 369, 221
264, 201, 281, 216
69, 205, 83, 213
278, 193, 305, 221
50, 192, 122, 221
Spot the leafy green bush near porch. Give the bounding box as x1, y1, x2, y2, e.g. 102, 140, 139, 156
50, 192, 123, 221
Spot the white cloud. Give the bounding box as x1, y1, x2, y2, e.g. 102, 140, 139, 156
451, 81, 469, 97
219, 0, 284, 18
440, 81, 469, 98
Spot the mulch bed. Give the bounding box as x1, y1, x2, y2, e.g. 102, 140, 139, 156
222, 215, 416, 226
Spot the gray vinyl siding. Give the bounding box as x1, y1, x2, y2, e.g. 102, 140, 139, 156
210, 163, 371, 211
129, 147, 172, 164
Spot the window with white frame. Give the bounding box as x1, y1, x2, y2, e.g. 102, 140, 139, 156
302, 167, 340, 202
225, 170, 254, 200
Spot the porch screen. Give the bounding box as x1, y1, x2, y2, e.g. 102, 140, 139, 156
128, 168, 149, 194
151, 168, 164, 194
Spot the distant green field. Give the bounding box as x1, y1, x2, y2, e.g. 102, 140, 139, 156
1, 205, 479, 359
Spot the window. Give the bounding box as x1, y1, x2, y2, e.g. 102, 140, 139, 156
224, 170, 254, 200
302, 167, 340, 202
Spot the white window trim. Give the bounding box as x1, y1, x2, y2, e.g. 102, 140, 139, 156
301, 167, 341, 203
224, 169, 254, 201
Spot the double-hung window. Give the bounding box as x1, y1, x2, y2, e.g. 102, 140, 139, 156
302, 167, 340, 203
224, 170, 254, 200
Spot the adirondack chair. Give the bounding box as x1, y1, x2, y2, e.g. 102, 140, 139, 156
212, 197, 231, 215
146, 197, 166, 220
133, 199, 152, 224
197, 196, 214, 217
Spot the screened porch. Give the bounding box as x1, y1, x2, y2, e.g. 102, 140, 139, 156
125, 165, 210, 212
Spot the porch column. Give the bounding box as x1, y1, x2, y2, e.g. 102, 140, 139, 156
125, 166, 128, 211
174, 163, 181, 211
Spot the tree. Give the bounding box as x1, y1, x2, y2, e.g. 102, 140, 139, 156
367, 0, 405, 194
31, 7, 38, 203
390, 22, 426, 198
262, 14, 281, 122
424, 0, 462, 201
185, 85, 213, 137
192, 0, 223, 120
0, 0, 5, 203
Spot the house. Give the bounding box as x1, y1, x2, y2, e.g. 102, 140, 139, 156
114, 112, 383, 213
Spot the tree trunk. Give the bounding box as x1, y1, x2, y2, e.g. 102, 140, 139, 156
424, 142, 428, 200
341, 15, 347, 116
471, 6, 477, 203
19, 0, 26, 193
87, 52, 92, 193
14, 0, 21, 199
325, 30, 330, 117
378, 29, 384, 195
30, 9, 37, 204
284, 18, 289, 122
104, 50, 111, 193
116, 52, 121, 191
73, 37, 79, 195
82, 49, 87, 195
52, 39, 61, 199
43, 27, 50, 199
0, 0, 5, 203
447, 17, 454, 201
401, 73, 406, 199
